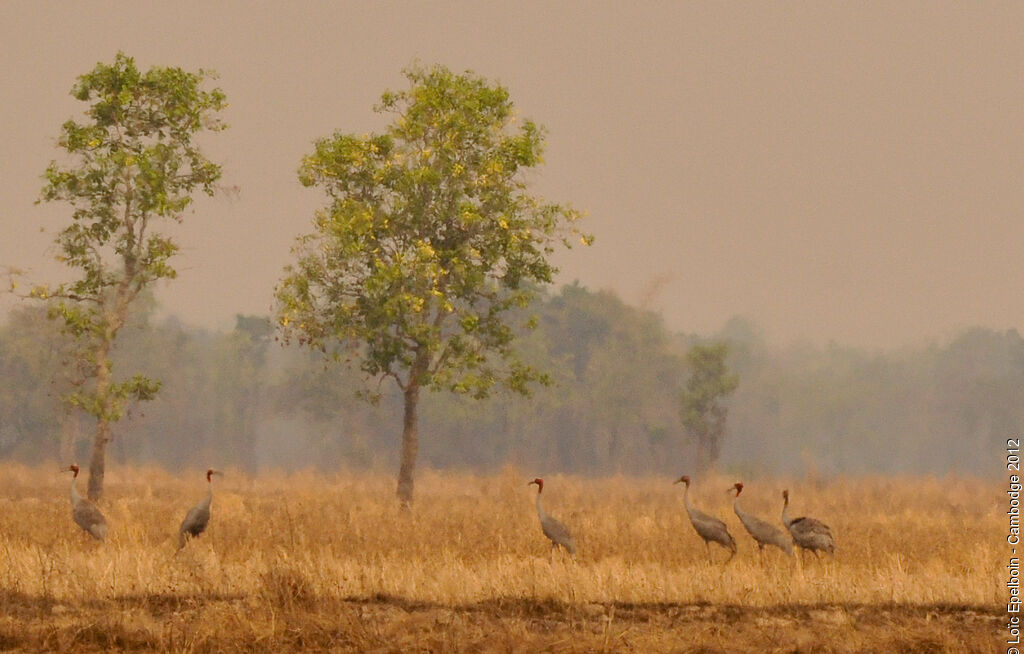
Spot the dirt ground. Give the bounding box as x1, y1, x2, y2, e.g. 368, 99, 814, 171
0, 591, 1002, 653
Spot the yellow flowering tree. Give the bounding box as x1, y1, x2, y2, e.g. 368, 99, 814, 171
33, 53, 227, 499
276, 65, 588, 505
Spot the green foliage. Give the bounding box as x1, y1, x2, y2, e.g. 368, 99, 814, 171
34, 52, 226, 426
38, 52, 225, 305
66, 374, 162, 422
679, 342, 739, 471
276, 64, 588, 400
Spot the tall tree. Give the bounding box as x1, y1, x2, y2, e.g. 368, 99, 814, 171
31, 52, 227, 500
679, 342, 739, 472
276, 64, 588, 505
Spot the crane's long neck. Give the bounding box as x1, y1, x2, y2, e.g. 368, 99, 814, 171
682, 482, 695, 517
535, 489, 547, 521
69, 474, 82, 506
199, 479, 213, 510
781, 494, 792, 527
733, 495, 743, 518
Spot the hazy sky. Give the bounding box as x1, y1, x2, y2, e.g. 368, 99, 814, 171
2, 2, 1021, 348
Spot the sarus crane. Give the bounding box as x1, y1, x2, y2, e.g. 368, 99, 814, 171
62, 464, 107, 541
178, 468, 223, 549
528, 478, 577, 557
781, 488, 835, 559
730, 482, 792, 557
675, 475, 736, 562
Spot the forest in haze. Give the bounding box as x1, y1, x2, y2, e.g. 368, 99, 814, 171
0, 281, 1017, 478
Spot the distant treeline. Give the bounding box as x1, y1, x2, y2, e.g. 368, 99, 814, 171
0, 283, 1018, 477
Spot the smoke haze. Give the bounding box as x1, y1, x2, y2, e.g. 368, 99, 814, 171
1, 2, 1021, 348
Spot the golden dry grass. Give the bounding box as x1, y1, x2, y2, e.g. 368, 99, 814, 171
0, 463, 1003, 652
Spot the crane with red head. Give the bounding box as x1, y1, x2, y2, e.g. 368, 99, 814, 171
528, 477, 577, 557
178, 468, 223, 549
675, 474, 736, 562
729, 482, 792, 557
61, 463, 107, 541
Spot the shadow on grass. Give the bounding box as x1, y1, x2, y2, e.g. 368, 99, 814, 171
0, 589, 1003, 653
1, 586, 1002, 620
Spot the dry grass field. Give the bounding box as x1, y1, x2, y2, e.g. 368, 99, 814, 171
0, 462, 1003, 652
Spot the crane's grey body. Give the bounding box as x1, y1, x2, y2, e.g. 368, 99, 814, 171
178, 492, 211, 548
782, 489, 835, 557
65, 465, 107, 541
731, 483, 792, 556
529, 479, 576, 556
677, 476, 736, 561
178, 469, 219, 549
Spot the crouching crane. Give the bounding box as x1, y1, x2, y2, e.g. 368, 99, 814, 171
781, 489, 835, 559
675, 475, 736, 562
730, 482, 792, 557
528, 478, 577, 557
178, 469, 222, 549
62, 464, 107, 541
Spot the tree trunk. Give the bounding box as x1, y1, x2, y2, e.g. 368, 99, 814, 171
694, 429, 714, 475
87, 340, 113, 501
396, 380, 420, 507
396, 349, 430, 507
87, 418, 110, 501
